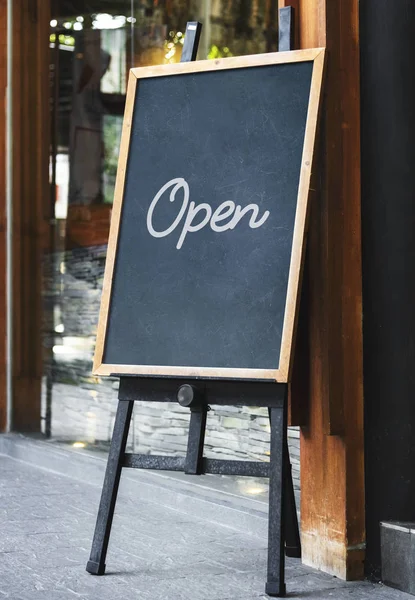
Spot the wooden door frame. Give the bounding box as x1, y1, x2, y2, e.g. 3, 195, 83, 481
0, 0, 8, 432
0, 0, 51, 432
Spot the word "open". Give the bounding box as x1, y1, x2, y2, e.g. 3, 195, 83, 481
146, 178, 270, 250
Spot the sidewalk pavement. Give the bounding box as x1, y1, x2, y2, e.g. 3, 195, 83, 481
0, 438, 412, 600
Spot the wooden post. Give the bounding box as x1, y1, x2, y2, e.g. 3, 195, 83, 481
279, 0, 365, 580
9, 0, 50, 431
0, 0, 49, 432
0, 0, 8, 431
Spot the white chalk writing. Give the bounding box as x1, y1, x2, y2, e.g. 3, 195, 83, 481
146, 177, 270, 250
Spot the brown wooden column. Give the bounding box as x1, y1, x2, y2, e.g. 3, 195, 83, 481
280, 0, 365, 579
10, 0, 50, 431
0, 0, 7, 431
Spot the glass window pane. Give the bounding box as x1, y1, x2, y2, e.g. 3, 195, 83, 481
42, 2, 289, 498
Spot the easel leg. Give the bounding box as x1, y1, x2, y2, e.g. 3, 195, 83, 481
268, 407, 301, 559
86, 400, 133, 575
284, 448, 301, 558
185, 404, 208, 475
266, 398, 288, 597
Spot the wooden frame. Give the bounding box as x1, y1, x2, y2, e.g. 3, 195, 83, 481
93, 48, 326, 383
7, 0, 50, 431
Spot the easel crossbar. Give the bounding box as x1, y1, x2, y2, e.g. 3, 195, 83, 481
123, 454, 270, 477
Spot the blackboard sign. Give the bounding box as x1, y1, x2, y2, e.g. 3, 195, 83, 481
94, 49, 325, 382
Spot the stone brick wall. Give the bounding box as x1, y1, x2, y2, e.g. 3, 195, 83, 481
42, 246, 300, 494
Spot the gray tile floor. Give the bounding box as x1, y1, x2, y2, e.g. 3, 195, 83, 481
0, 452, 411, 600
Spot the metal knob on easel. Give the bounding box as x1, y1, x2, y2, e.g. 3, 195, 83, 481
176, 383, 203, 407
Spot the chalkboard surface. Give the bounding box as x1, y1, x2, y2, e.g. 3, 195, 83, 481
94, 50, 325, 382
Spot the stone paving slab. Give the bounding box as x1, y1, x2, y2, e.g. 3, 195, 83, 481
0, 452, 412, 600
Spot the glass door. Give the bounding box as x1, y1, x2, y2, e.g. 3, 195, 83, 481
43, 3, 281, 501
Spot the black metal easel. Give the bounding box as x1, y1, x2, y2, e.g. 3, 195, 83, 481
86, 14, 300, 598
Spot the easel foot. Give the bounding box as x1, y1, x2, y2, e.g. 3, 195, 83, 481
265, 581, 286, 597
86, 560, 106, 575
